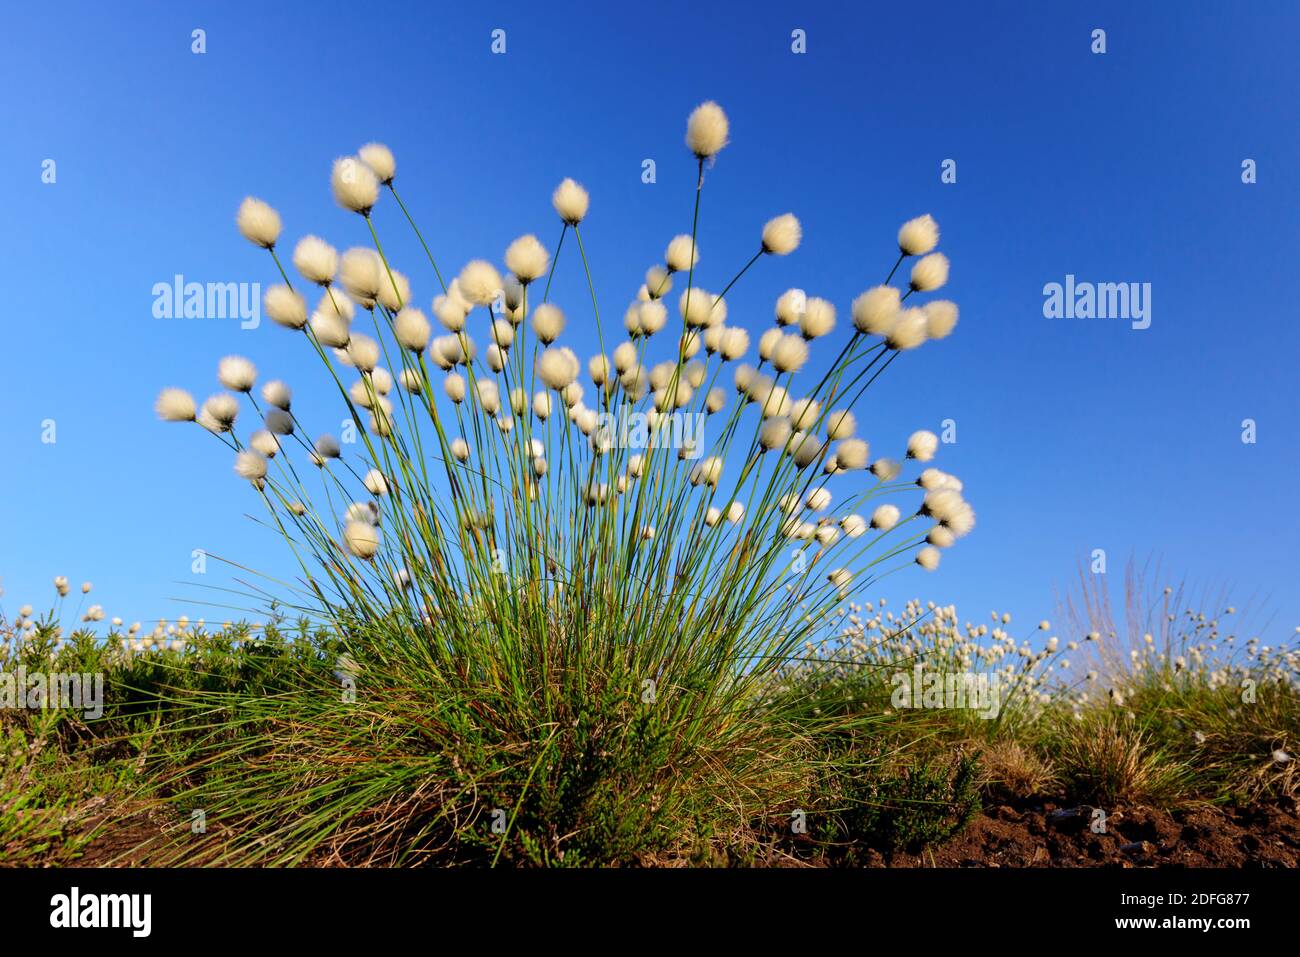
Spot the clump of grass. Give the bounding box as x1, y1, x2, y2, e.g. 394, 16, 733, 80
1052, 710, 1191, 806
139, 100, 973, 865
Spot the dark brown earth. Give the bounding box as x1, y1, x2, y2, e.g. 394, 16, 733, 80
22, 798, 1300, 867
855, 798, 1300, 868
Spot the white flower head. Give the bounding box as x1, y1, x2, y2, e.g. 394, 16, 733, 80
851, 286, 901, 336
155, 388, 196, 422
234, 449, 268, 483
217, 355, 257, 393
886, 307, 929, 351
531, 303, 565, 343
363, 468, 388, 495
264, 285, 307, 329
800, 298, 836, 339
505, 234, 549, 283
898, 214, 939, 256
261, 379, 292, 410
923, 300, 959, 340
665, 235, 699, 273
910, 252, 950, 292
358, 142, 396, 185
236, 197, 282, 249
761, 213, 801, 255
331, 156, 380, 214
552, 177, 590, 225
771, 335, 809, 373
870, 504, 901, 531
293, 235, 338, 286
343, 520, 381, 560
907, 430, 939, 461
394, 307, 431, 352
686, 101, 730, 159
457, 260, 503, 307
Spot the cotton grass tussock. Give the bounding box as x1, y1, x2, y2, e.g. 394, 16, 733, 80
145, 98, 981, 867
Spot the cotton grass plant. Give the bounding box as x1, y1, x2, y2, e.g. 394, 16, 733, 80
147, 101, 976, 865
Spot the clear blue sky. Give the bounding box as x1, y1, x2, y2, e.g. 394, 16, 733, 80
2, 1, 1297, 638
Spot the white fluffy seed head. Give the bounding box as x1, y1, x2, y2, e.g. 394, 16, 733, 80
800, 298, 836, 339
532, 391, 552, 420
841, 514, 867, 538
612, 341, 637, 373
264, 408, 294, 435
638, 300, 668, 335
771, 335, 810, 373
686, 100, 730, 158
719, 327, 749, 361
155, 388, 196, 422
910, 252, 950, 292
457, 260, 503, 307
399, 368, 423, 393
311, 310, 350, 348
790, 398, 821, 430
358, 142, 396, 184
343, 521, 381, 559
852, 286, 901, 335
505, 234, 549, 283
217, 355, 257, 392
537, 346, 578, 390
923, 299, 959, 340
331, 156, 380, 214
261, 379, 291, 409
363, 468, 388, 495
907, 430, 940, 461
761, 213, 801, 255
588, 354, 610, 385
339, 248, 384, 307
825, 409, 856, 440
916, 546, 941, 571
898, 214, 940, 256
758, 328, 782, 362
552, 177, 590, 225
375, 268, 411, 312
759, 417, 792, 451
348, 333, 381, 373
202, 393, 239, 431
314, 434, 341, 462
775, 288, 806, 327
726, 502, 744, 524
645, 265, 671, 299
665, 234, 699, 273
806, 488, 832, 511
531, 303, 565, 343
293, 235, 338, 286
706, 387, 726, 413
236, 197, 282, 249
928, 525, 956, 548
234, 450, 268, 482
871, 504, 901, 530
886, 307, 929, 351
679, 288, 718, 328
264, 285, 307, 329
450, 437, 469, 462
836, 438, 870, 470
689, 456, 723, 487
394, 307, 431, 352
871, 457, 902, 481
443, 372, 466, 403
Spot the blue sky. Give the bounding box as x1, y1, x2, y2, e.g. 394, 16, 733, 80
2, 1, 1297, 639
